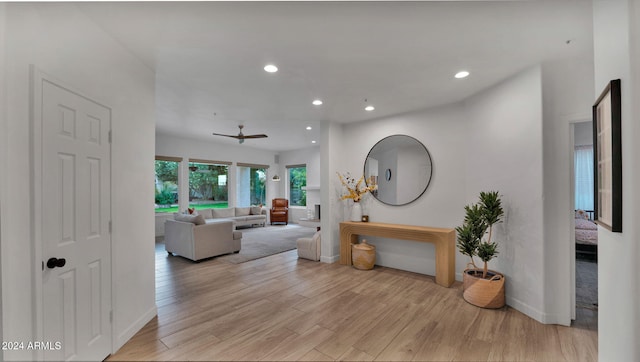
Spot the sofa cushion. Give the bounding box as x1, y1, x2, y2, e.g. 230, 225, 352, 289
250, 206, 262, 215
235, 207, 251, 216
198, 208, 213, 219
205, 218, 233, 224
174, 213, 205, 225
212, 208, 235, 218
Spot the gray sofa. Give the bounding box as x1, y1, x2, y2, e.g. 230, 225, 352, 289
197, 206, 267, 228
165, 217, 242, 261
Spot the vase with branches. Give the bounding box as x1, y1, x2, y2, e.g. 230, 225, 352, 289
337, 172, 376, 222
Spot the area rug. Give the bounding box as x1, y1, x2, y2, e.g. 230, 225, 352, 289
216, 224, 317, 264
576, 259, 598, 310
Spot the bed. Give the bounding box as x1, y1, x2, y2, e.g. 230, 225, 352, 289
575, 209, 597, 260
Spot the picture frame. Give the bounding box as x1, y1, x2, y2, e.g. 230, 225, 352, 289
592, 79, 622, 232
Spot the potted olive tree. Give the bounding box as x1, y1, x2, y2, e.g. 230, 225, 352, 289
456, 191, 505, 308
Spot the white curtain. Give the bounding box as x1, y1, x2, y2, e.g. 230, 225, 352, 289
574, 145, 594, 211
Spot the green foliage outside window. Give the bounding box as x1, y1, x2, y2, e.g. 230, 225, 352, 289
250, 168, 266, 205
155, 160, 179, 209
189, 163, 229, 204
289, 167, 307, 206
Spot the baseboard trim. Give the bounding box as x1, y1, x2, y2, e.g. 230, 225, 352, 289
114, 305, 157, 353
320, 254, 340, 263
505, 295, 569, 325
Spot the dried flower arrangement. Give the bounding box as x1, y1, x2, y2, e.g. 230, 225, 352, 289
337, 172, 376, 202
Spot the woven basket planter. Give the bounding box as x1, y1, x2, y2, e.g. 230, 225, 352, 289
352, 240, 375, 270
462, 269, 505, 309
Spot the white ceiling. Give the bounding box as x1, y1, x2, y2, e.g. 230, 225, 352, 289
77, 1, 593, 152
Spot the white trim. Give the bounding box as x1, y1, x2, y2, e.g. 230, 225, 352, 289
454, 276, 572, 325
30, 66, 116, 357
569, 122, 578, 321
320, 254, 340, 263
30, 65, 44, 362
506, 296, 559, 325
114, 305, 157, 353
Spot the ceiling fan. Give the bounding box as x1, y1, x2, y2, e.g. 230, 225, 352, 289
212, 125, 268, 144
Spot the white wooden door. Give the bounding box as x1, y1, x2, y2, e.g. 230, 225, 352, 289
40, 80, 112, 361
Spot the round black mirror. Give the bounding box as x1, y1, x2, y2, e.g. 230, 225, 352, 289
363, 135, 433, 206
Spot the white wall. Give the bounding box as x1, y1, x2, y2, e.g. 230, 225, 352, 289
2, 3, 156, 359
278, 146, 320, 223
339, 104, 467, 276
236, 167, 251, 207
0, 4, 6, 360
321, 121, 346, 262
593, 0, 640, 360
574, 121, 594, 146
464, 66, 546, 321
541, 52, 595, 325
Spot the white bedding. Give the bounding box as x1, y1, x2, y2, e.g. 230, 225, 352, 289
575, 218, 598, 245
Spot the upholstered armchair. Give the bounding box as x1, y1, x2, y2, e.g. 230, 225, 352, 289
297, 230, 321, 261
270, 198, 289, 225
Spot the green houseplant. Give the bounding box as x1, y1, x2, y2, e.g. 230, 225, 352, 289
456, 191, 505, 308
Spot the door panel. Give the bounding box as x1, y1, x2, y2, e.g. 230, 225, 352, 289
41, 80, 112, 361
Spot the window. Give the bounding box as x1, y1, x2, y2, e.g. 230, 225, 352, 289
575, 145, 594, 211
237, 163, 267, 206
155, 157, 181, 213
188, 159, 230, 210
287, 165, 307, 207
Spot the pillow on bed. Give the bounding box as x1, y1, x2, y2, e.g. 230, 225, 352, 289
575, 209, 589, 220
575, 218, 597, 230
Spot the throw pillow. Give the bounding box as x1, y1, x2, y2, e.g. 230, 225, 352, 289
250, 206, 262, 215
235, 207, 251, 216
212, 208, 235, 218
174, 213, 206, 225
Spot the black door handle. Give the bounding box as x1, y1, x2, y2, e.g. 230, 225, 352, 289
46, 257, 66, 269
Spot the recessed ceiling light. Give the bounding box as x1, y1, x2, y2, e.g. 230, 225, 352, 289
455, 70, 470, 79
264, 64, 278, 73
365, 105, 375, 111
312, 140, 317, 144
306, 126, 312, 130
312, 99, 323, 106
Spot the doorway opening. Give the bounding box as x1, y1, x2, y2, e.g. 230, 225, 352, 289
572, 120, 598, 316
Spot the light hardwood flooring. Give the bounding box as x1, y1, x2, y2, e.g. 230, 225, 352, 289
108, 244, 597, 361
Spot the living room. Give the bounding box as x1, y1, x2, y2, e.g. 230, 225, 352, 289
1, 1, 639, 362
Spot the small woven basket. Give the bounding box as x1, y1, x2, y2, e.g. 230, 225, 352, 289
352, 239, 376, 270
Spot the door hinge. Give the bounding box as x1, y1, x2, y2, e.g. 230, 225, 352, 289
109, 220, 112, 233
109, 311, 113, 323
108, 130, 112, 143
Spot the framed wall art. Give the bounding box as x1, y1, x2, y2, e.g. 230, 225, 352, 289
592, 79, 622, 232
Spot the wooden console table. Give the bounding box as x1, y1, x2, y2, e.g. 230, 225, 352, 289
339, 221, 456, 287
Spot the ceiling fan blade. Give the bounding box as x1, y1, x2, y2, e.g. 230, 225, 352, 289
212, 132, 241, 139
212, 125, 267, 143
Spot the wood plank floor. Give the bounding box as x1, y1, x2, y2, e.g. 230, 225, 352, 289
108, 243, 597, 361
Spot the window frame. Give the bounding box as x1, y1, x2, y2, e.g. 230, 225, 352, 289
187, 158, 232, 210
287, 164, 307, 207
237, 162, 269, 207
154, 156, 182, 213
